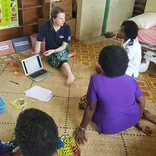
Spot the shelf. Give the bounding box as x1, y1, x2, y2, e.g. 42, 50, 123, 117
0, 22, 38, 31
0, 26, 23, 32
23, 4, 42, 9
0, 0, 43, 41
0, 27, 24, 41
0, 21, 38, 32
23, 20, 38, 26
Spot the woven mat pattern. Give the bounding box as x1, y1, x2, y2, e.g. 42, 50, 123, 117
0, 39, 156, 156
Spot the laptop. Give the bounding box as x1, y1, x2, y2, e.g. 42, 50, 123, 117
21, 55, 52, 82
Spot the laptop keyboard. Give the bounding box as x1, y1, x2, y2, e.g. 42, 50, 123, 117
29, 69, 47, 78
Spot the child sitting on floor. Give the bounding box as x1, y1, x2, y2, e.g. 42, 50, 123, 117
15, 108, 58, 156
15, 108, 80, 156
117, 20, 142, 79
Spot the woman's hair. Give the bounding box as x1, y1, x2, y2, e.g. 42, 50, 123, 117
51, 6, 65, 20
99, 45, 129, 77
121, 20, 138, 40
15, 108, 58, 156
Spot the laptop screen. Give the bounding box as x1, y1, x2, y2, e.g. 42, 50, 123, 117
22, 55, 43, 75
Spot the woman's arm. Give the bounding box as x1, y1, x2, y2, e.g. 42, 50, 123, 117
75, 101, 97, 144
35, 41, 42, 54
55, 42, 67, 52
44, 42, 67, 56
136, 96, 145, 119
80, 101, 97, 128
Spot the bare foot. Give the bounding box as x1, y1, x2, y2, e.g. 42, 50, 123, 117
65, 74, 75, 86
68, 52, 76, 58
135, 121, 152, 135
143, 110, 156, 124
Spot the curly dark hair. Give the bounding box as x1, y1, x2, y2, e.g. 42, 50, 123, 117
121, 20, 138, 40
15, 108, 58, 156
99, 45, 129, 77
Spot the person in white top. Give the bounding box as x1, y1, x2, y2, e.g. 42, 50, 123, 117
117, 20, 142, 79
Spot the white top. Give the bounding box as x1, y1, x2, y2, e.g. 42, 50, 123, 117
122, 38, 142, 78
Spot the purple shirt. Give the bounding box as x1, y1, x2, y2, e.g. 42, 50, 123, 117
86, 74, 142, 134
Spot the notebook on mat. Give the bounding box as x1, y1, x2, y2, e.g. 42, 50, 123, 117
21, 55, 52, 82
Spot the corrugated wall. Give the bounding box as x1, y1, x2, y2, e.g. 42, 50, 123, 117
106, 0, 135, 32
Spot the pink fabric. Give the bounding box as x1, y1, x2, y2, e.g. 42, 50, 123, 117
138, 26, 156, 46
30, 34, 46, 53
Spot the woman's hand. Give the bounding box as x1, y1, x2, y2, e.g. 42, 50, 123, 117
43, 50, 55, 56
135, 120, 152, 135
75, 127, 87, 144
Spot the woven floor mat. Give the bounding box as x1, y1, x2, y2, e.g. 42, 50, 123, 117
0, 123, 15, 141
122, 134, 156, 156
23, 97, 68, 127
32, 76, 70, 97
66, 128, 125, 156
0, 39, 156, 155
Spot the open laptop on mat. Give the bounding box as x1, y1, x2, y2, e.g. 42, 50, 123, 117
21, 55, 52, 82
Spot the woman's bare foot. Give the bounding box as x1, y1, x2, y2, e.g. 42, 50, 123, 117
66, 74, 75, 86
143, 110, 156, 124
68, 52, 76, 58
135, 121, 152, 135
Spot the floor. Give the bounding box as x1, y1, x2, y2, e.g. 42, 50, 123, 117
0, 38, 156, 156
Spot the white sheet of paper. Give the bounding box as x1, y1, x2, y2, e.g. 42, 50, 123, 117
25, 85, 53, 102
